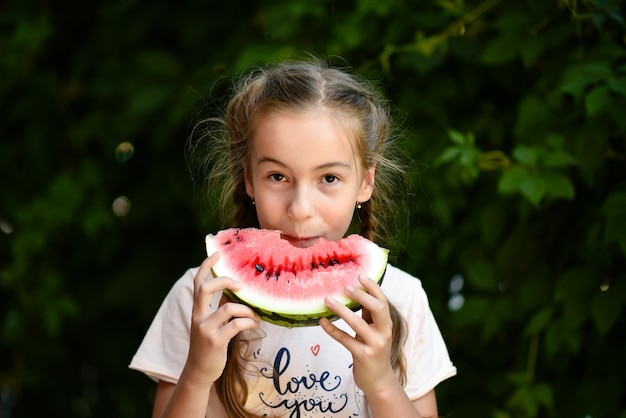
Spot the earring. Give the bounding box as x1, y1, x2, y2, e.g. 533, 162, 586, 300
251, 197, 255, 206
356, 202, 362, 209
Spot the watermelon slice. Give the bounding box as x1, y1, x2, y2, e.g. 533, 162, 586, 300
205, 228, 389, 327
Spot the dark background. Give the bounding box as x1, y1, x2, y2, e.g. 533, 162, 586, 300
1, 0, 625, 417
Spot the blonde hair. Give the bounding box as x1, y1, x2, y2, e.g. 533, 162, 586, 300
189, 57, 409, 417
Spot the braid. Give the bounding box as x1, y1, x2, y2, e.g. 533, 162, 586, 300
358, 200, 377, 243
216, 336, 245, 415
359, 198, 407, 385
389, 304, 407, 385
216, 335, 265, 418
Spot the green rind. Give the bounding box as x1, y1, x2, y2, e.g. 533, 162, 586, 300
214, 265, 387, 328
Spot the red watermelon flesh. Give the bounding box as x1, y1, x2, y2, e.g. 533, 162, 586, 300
205, 228, 389, 327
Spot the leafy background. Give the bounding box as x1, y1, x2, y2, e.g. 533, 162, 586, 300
1, 0, 625, 417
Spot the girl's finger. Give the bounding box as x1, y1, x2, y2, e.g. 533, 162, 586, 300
213, 316, 261, 340
349, 275, 390, 327
205, 302, 260, 327
193, 253, 220, 295
319, 315, 358, 351
358, 274, 386, 298
192, 254, 243, 322
321, 275, 392, 346
192, 277, 241, 322
322, 295, 375, 349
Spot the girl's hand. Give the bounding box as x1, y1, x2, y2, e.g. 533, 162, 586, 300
182, 253, 261, 389
319, 275, 397, 395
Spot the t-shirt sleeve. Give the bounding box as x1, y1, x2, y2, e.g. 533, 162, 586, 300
128, 268, 198, 384
383, 265, 457, 400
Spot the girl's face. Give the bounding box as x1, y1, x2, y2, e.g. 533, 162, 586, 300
245, 108, 374, 247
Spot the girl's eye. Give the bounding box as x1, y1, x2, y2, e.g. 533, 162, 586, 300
322, 175, 339, 184
269, 173, 286, 182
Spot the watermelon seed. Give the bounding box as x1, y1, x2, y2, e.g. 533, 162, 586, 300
255, 264, 264, 273
329, 259, 340, 266
311, 262, 318, 269
224, 240, 231, 245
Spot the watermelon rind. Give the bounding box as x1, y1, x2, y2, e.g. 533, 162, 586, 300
205, 229, 389, 328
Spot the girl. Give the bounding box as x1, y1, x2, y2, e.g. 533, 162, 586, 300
130, 58, 456, 418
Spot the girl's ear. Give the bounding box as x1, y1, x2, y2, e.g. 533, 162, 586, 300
357, 165, 376, 203
244, 164, 254, 199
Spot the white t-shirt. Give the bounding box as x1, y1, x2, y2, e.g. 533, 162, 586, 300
129, 264, 456, 417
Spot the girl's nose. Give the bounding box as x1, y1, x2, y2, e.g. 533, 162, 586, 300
287, 187, 315, 220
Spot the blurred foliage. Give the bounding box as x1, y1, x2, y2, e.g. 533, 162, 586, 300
1, 0, 625, 417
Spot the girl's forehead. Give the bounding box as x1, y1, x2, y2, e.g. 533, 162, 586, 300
248, 108, 363, 168
251, 107, 360, 147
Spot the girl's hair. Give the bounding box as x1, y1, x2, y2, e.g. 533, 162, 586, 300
189, 57, 409, 418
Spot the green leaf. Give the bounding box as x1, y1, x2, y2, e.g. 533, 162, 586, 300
545, 134, 564, 149
555, 268, 595, 329
602, 191, 626, 254
559, 78, 588, 101
459, 146, 479, 167
591, 286, 623, 335
498, 166, 528, 195
559, 62, 611, 101
507, 371, 529, 386
545, 318, 583, 357
608, 77, 626, 96
515, 95, 552, 138
493, 11, 531, 33
435, 146, 462, 166
513, 145, 539, 166
542, 150, 578, 168
581, 62, 613, 80
452, 296, 492, 325
532, 383, 554, 408
436, 0, 465, 15
482, 299, 513, 340
520, 35, 545, 68
481, 35, 519, 65
509, 385, 539, 416
572, 126, 610, 185
608, 98, 626, 132
464, 258, 498, 291
544, 171, 575, 199
357, 0, 394, 15
519, 174, 547, 206
447, 128, 467, 145
555, 267, 596, 303
585, 85, 611, 116
525, 306, 554, 335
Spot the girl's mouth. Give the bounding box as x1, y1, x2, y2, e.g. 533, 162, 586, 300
281, 235, 318, 248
